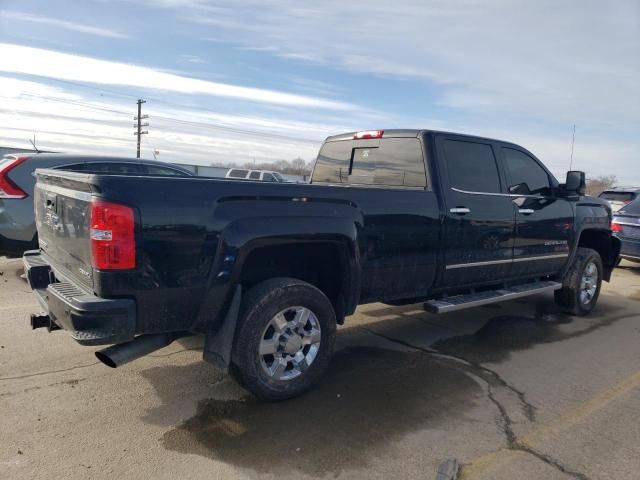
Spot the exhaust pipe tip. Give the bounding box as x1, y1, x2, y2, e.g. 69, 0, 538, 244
95, 332, 188, 369
95, 351, 117, 368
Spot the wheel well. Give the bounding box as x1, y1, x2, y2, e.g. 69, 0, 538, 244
578, 229, 619, 277
239, 243, 348, 323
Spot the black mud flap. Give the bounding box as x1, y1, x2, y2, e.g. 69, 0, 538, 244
203, 285, 241, 372
604, 236, 622, 282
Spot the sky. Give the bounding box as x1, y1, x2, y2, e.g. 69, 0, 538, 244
0, 0, 638, 182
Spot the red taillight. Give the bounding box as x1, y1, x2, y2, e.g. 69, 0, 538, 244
0, 155, 29, 199
611, 221, 622, 233
354, 130, 384, 139
90, 201, 135, 270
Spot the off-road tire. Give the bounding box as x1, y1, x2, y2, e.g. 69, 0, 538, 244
231, 277, 336, 401
554, 247, 603, 316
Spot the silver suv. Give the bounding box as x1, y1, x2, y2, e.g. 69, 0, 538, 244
0, 154, 192, 257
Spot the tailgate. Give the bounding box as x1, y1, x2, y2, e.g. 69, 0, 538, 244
34, 172, 94, 289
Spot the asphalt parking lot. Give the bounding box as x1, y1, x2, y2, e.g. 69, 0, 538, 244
1, 257, 639, 480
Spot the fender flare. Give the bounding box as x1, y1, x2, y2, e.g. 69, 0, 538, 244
563, 226, 620, 282
201, 216, 360, 370
223, 215, 361, 312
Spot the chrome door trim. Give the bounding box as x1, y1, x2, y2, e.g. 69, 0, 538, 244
446, 258, 513, 270
446, 253, 569, 270
451, 186, 541, 199
512, 253, 568, 263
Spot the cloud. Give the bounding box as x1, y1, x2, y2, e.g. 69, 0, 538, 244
176, 0, 640, 130
1, 1, 638, 182
0, 76, 82, 101
1, 72, 637, 182
0, 75, 333, 165
0, 43, 354, 110
180, 54, 207, 64
0, 11, 130, 39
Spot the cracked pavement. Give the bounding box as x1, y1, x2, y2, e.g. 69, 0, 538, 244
1, 257, 640, 479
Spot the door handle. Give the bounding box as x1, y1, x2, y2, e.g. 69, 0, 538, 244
519, 209, 535, 215
450, 207, 471, 215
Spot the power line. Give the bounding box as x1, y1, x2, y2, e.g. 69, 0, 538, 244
16, 93, 131, 115
5, 75, 329, 137
8, 92, 323, 144
151, 115, 321, 144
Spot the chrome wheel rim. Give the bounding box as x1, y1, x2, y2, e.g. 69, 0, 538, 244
259, 306, 321, 381
580, 261, 598, 305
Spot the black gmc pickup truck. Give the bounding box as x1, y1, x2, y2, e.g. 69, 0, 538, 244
23, 129, 620, 400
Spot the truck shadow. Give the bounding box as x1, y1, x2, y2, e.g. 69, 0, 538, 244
432, 304, 627, 364
143, 293, 634, 477
364, 294, 632, 365
145, 347, 482, 477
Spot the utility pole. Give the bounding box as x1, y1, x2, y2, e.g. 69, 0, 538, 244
133, 99, 148, 158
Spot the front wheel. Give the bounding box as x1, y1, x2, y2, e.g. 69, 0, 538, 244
231, 278, 336, 401
554, 247, 603, 316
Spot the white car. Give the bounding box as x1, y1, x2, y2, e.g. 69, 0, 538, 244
225, 168, 287, 182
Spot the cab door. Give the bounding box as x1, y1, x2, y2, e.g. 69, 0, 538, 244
499, 146, 573, 277
435, 134, 516, 287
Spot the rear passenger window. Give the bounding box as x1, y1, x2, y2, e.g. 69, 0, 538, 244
443, 140, 501, 193
313, 141, 351, 183
249, 171, 261, 180
313, 138, 427, 188
502, 148, 551, 195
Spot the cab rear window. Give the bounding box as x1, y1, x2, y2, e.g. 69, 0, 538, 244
312, 137, 427, 188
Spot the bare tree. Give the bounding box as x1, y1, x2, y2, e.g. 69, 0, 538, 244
586, 175, 616, 196
208, 157, 317, 176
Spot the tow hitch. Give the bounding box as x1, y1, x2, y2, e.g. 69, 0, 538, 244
30, 312, 60, 332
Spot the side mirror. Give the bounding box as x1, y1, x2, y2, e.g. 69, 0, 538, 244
565, 171, 586, 195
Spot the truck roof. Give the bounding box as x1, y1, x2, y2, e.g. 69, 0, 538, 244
324, 129, 521, 148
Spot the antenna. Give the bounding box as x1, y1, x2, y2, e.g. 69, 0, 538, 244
29, 134, 41, 153
569, 124, 576, 170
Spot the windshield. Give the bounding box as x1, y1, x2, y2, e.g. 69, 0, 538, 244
599, 191, 636, 202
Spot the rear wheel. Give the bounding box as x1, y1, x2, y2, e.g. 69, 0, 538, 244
554, 247, 602, 315
231, 277, 336, 401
